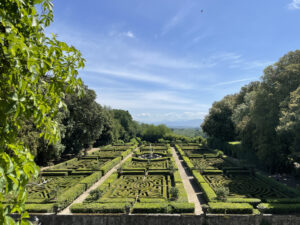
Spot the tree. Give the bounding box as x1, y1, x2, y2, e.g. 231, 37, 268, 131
62, 87, 103, 156
0, 0, 85, 223
201, 95, 237, 141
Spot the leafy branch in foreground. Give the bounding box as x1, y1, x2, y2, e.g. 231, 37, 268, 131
0, 0, 85, 224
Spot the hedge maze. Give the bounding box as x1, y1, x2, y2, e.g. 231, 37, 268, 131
70, 144, 194, 214
21, 142, 138, 213
175, 144, 300, 214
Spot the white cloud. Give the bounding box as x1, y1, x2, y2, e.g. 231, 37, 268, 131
86, 67, 194, 90
213, 78, 257, 87
124, 31, 135, 38
288, 0, 300, 9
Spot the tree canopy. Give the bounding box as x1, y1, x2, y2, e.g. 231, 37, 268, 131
0, 0, 85, 223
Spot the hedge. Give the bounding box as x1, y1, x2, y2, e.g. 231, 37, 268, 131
169, 202, 194, 213
183, 156, 194, 171
40, 171, 68, 176
199, 183, 217, 202
175, 145, 185, 156
71, 203, 127, 213
132, 203, 168, 213
56, 183, 86, 209
71, 171, 93, 176
226, 198, 261, 206
225, 170, 250, 175
266, 198, 300, 204
255, 172, 299, 197
80, 171, 102, 187
139, 198, 167, 203
202, 170, 223, 175
97, 198, 135, 203
208, 202, 253, 214
100, 157, 122, 174
25, 204, 56, 213
257, 203, 300, 214
192, 170, 206, 183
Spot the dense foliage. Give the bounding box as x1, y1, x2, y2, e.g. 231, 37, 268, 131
202, 50, 300, 173
0, 0, 85, 223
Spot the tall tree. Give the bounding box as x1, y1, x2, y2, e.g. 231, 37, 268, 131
0, 0, 85, 223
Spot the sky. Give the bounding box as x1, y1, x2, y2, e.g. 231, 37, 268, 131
47, 0, 300, 124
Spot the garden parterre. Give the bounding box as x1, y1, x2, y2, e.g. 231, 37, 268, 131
175, 144, 300, 214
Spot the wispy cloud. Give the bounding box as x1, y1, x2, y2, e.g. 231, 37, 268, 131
86, 67, 194, 90
213, 78, 257, 87
288, 0, 300, 9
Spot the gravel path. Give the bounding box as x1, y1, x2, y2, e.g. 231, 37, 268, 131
58, 150, 135, 215
171, 147, 203, 215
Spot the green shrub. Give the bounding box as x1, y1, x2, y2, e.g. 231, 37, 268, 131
71, 203, 127, 213
40, 171, 68, 176
97, 198, 135, 203
169, 202, 194, 213
25, 204, 55, 213
170, 187, 179, 201
226, 198, 261, 205
266, 198, 300, 204
199, 183, 217, 202
208, 202, 253, 214
202, 170, 223, 175
57, 183, 86, 209
100, 157, 122, 174
257, 203, 300, 214
192, 170, 206, 183
71, 171, 93, 176
215, 186, 229, 201
80, 171, 102, 187
183, 156, 194, 170
225, 170, 250, 175
132, 203, 168, 213
139, 198, 166, 203
173, 171, 182, 183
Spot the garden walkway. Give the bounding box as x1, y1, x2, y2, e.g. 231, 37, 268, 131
171, 147, 203, 215
58, 149, 136, 214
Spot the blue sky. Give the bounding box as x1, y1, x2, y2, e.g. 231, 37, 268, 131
47, 0, 300, 124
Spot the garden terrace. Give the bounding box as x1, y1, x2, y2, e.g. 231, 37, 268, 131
174, 144, 300, 215
70, 144, 194, 214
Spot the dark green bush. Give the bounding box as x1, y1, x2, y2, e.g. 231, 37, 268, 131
100, 157, 122, 174
208, 202, 253, 214
97, 198, 135, 203
202, 170, 223, 175
169, 202, 194, 213
25, 204, 55, 213
257, 203, 300, 214
71, 203, 127, 213
57, 183, 86, 209
139, 198, 166, 203
226, 198, 261, 205
266, 198, 300, 204
40, 171, 68, 176
132, 203, 168, 213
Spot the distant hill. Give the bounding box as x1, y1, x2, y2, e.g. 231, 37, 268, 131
154, 119, 203, 128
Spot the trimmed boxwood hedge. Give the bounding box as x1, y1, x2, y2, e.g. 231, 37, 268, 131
80, 171, 102, 187
208, 202, 253, 214
70, 203, 127, 213
57, 183, 86, 209
202, 170, 223, 175
257, 203, 300, 214
175, 144, 185, 156
226, 198, 261, 206
169, 202, 194, 213
100, 157, 122, 174
25, 204, 56, 213
132, 203, 168, 213
192, 170, 206, 183
175, 182, 188, 203
139, 198, 167, 203
182, 156, 194, 171
40, 171, 68, 176
199, 182, 217, 202
255, 172, 299, 197
266, 198, 300, 204
97, 198, 135, 203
